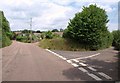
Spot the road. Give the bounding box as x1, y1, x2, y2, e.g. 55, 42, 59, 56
2, 41, 118, 81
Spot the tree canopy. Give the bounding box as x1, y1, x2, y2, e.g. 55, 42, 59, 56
1, 11, 12, 47
63, 4, 113, 50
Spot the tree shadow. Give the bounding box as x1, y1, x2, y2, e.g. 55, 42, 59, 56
62, 67, 95, 81
62, 57, 118, 81
118, 51, 120, 80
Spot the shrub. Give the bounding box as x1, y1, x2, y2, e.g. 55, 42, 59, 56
45, 31, 53, 39
16, 35, 28, 42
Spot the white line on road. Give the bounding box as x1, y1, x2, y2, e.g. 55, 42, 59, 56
46, 49, 67, 60
69, 53, 100, 60
71, 63, 79, 67
88, 67, 97, 71
66, 60, 73, 64
45, 49, 112, 80
79, 62, 87, 66
78, 67, 88, 73
98, 72, 112, 80
87, 73, 102, 81
72, 59, 79, 62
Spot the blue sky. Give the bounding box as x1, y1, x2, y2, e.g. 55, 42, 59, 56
0, 0, 119, 31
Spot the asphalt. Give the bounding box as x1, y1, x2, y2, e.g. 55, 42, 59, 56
52, 47, 119, 80
0, 49, 2, 82
2, 41, 119, 81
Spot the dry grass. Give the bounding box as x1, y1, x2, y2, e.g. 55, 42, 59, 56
39, 38, 88, 51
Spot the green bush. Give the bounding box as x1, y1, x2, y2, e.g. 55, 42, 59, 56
16, 35, 28, 42
112, 30, 120, 50
45, 31, 53, 39
63, 4, 112, 50
41, 31, 60, 39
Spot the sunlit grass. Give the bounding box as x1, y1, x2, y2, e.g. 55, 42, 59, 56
39, 38, 89, 51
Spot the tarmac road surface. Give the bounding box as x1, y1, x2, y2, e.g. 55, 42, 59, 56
2, 41, 118, 81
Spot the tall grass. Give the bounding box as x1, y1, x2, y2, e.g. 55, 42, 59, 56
39, 38, 88, 51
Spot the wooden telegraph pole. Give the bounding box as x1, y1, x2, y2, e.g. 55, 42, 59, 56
30, 18, 32, 42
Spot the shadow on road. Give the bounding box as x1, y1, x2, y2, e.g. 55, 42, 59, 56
118, 51, 120, 80
86, 58, 118, 80
62, 67, 93, 81
62, 57, 118, 81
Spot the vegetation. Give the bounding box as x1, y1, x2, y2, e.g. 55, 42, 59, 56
112, 30, 120, 50
0, 11, 12, 48
41, 31, 60, 39
52, 29, 59, 32
39, 38, 87, 51
63, 4, 113, 50
15, 29, 40, 43
0, 12, 2, 48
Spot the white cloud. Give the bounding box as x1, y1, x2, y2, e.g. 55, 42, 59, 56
0, 0, 118, 31
107, 23, 118, 32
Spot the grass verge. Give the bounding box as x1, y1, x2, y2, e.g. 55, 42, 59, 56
39, 38, 89, 51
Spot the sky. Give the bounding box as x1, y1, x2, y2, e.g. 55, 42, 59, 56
0, 0, 119, 31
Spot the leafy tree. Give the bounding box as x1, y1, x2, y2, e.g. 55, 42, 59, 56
112, 30, 120, 50
22, 29, 29, 33
36, 30, 41, 33
63, 4, 113, 50
60, 28, 64, 32
45, 31, 53, 39
52, 29, 59, 32
1, 11, 12, 47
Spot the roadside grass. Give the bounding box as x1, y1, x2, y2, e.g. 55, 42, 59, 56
39, 38, 89, 51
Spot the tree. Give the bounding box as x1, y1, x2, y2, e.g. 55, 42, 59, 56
45, 31, 53, 39
1, 11, 12, 47
60, 28, 64, 32
112, 30, 120, 50
52, 29, 59, 32
36, 30, 41, 33
63, 4, 113, 50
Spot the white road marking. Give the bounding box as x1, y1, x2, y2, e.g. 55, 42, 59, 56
46, 49, 112, 80
66, 60, 73, 64
72, 59, 79, 62
69, 53, 100, 60
79, 62, 87, 66
71, 63, 79, 67
87, 73, 102, 81
58, 56, 67, 60
98, 72, 112, 80
78, 67, 88, 73
46, 49, 67, 60
88, 67, 97, 71
79, 60, 86, 62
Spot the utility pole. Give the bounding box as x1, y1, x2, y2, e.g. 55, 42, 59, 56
118, 1, 120, 30
30, 18, 32, 42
